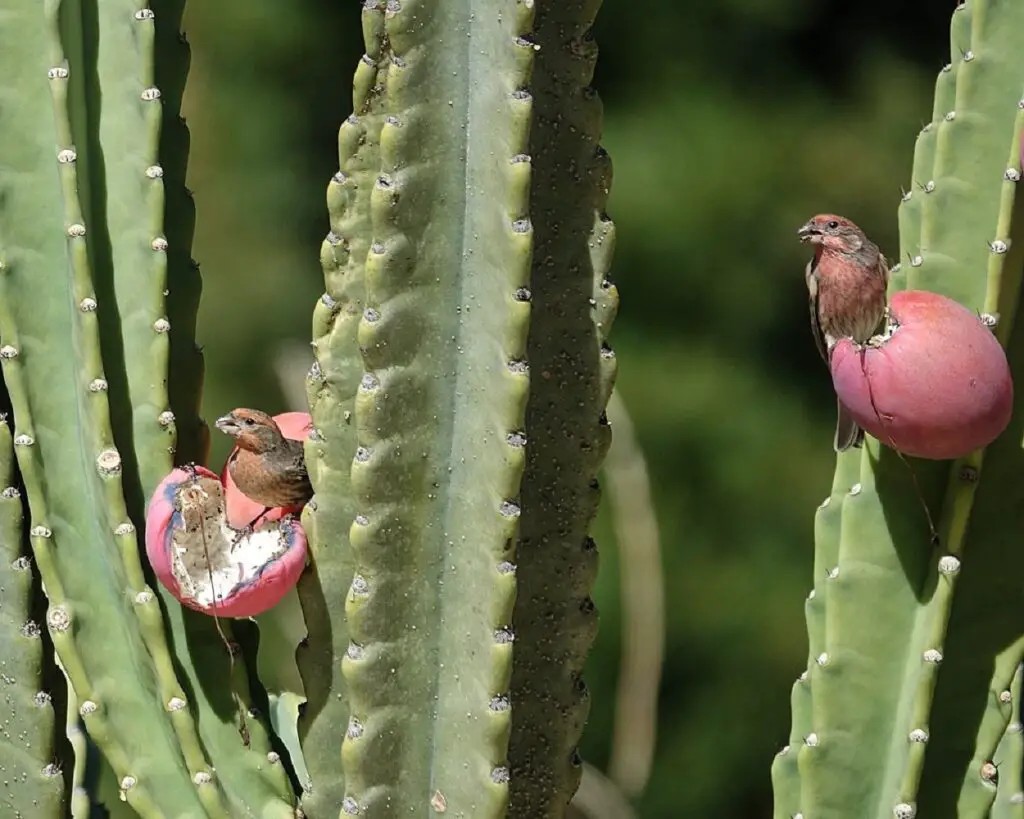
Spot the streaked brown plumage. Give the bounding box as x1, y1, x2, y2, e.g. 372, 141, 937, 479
798, 214, 890, 452
215, 408, 313, 513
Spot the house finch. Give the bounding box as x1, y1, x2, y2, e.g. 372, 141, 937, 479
215, 408, 313, 530
798, 214, 890, 451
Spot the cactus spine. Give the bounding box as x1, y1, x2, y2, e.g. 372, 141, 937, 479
772, 2, 1024, 816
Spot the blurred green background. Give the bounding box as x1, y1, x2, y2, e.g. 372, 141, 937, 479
180, 2, 953, 816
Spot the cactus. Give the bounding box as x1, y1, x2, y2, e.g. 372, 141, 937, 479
0, 0, 293, 816
0, 407, 66, 816
772, 1, 1024, 817
302, 0, 614, 814
0, 0, 615, 816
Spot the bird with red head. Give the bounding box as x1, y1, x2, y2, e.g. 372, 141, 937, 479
215, 408, 313, 531
798, 213, 890, 451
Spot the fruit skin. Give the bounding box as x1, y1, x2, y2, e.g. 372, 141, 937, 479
220, 411, 314, 529
830, 290, 1013, 460
146, 465, 308, 618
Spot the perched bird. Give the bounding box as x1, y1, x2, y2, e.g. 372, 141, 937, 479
798, 214, 890, 451
215, 408, 313, 529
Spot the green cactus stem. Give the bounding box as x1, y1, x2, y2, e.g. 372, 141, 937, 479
991, 664, 1024, 817
303, 0, 616, 816
774, 2, 1024, 817
508, 0, 616, 814
294, 2, 388, 813
0, 2, 299, 816
0, 2, 206, 812
0, 412, 66, 817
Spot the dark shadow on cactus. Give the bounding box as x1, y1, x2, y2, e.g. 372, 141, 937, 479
509, 3, 609, 813
30, 513, 75, 806
0, 379, 75, 805
293, 562, 333, 744
154, 2, 207, 468
916, 250, 1024, 813
872, 445, 947, 604
233, 618, 303, 793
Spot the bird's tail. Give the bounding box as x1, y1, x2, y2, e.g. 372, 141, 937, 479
834, 397, 865, 452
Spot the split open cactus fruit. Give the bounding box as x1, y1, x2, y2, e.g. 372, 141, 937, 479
831, 290, 1013, 460
146, 466, 308, 618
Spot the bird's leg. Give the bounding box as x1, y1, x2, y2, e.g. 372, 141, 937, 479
230, 525, 253, 552
246, 506, 272, 531
229, 506, 272, 552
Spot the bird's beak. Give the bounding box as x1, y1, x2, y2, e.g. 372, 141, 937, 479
215, 414, 239, 437
797, 222, 821, 244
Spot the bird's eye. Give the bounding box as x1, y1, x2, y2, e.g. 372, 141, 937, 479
826, 220, 839, 230
242, 418, 254, 426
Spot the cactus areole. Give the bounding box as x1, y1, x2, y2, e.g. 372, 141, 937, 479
830, 290, 1013, 459
146, 466, 307, 618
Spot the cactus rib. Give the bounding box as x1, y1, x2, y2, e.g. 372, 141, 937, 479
0, 1, 215, 813
309, 0, 549, 814
893, 30, 961, 295
75, 3, 297, 813
992, 663, 1024, 817
254, 590, 312, 793
770, 456, 858, 818
58, 652, 90, 819
0, 412, 66, 817
508, 0, 615, 814
297, 3, 393, 813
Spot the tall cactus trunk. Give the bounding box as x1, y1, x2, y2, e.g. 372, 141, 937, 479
772, 2, 1024, 817
302, 0, 616, 815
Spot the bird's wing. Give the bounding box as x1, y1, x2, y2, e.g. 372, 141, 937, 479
878, 251, 891, 289
805, 257, 829, 365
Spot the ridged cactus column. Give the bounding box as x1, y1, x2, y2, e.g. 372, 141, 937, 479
772, 1, 1024, 817
0, 2, 294, 816
0, 408, 65, 815
304, 0, 615, 816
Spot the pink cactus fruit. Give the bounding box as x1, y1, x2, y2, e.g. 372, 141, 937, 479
146, 465, 308, 618
221, 411, 314, 529
830, 290, 1013, 460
